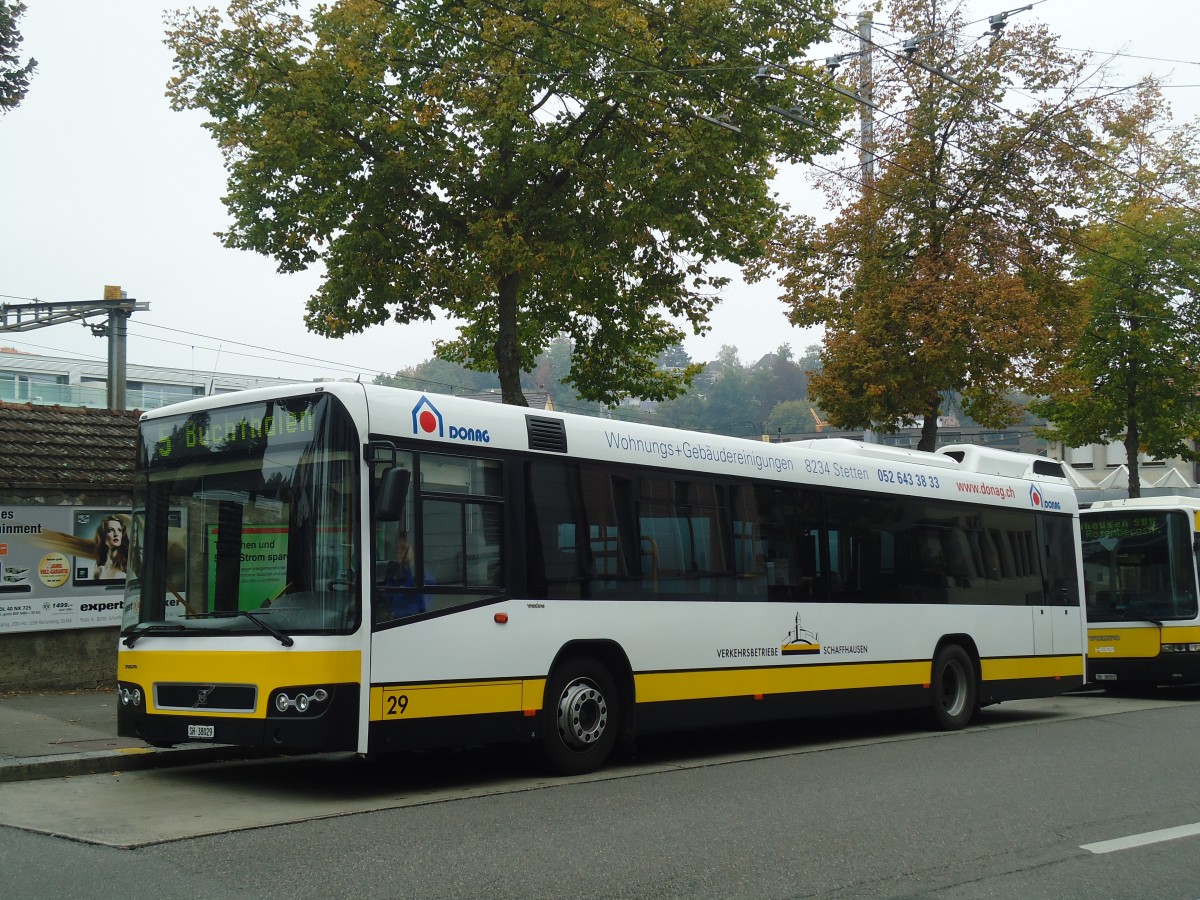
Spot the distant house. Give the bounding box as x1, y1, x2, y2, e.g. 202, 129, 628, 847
462, 389, 555, 411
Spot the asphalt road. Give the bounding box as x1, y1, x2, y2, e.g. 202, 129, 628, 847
3, 689, 1200, 899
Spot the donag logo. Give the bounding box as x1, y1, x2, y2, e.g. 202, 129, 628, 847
411, 395, 491, 444
1029, 483, 1063, 511
412, 396, 444, 437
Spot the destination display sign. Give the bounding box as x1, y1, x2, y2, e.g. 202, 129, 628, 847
1081, 514, 1165, 541
142, 396, 323, 467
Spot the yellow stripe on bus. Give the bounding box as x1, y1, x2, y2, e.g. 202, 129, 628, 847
372, 680, 547, 721
117, 649, 362, 716
366, 655, 1083, 721
638, 655, 1080, 704
980, 655, 1084, 681
635, 661, 931, 703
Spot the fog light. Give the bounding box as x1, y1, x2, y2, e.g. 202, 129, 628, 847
273, 687, 330, 713
118, 685, 142, 707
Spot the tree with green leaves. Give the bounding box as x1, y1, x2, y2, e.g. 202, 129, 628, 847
746, 343, 808, 415
1032, 83, 1200, 497
765, 0, 1100, 450
165, 0, 846, 405
764, 399, 818, 436
0, 1, 36, 112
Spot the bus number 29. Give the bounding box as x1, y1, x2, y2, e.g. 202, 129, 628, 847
385, 694, 410, 716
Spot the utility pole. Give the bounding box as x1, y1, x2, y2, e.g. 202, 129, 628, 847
824, 17, 876, 186
858, 12, 875, 186
103, 285, 133, 410
0, 286, 150, 410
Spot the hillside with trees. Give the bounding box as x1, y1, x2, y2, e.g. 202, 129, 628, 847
377, 339, 824, 438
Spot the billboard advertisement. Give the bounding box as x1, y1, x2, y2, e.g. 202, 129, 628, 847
0, 505, 131, 633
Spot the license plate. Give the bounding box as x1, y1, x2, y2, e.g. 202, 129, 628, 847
187, 724, 216, 739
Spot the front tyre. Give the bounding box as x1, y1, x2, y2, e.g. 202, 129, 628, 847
538, 657, 620, 776
930, 644, 977, 730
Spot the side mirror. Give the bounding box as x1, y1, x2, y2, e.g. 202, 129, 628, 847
377, 467, 411, 522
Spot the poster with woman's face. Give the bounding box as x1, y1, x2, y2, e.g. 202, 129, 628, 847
72, 510, 130, 586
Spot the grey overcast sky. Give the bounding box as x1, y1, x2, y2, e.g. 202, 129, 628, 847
2, 1, 1197, 386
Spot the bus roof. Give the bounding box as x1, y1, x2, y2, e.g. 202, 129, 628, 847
141, 380, 1076, 510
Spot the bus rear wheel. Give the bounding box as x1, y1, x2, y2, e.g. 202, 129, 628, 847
930, 644, 976, 730
538, 657, 620, 776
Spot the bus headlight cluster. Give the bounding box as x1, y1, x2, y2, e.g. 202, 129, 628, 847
274, 688, 329, 713
1161, 643, 1200, 653
118, 685, 143, 707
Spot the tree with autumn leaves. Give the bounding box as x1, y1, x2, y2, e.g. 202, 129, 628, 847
0, 1, 36, 112
767, 0, 1103, 451
1031, 83, 1200, 496
164, 0, 846, 406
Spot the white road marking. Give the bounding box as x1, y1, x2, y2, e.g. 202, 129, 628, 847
1081, 823, 1200, 855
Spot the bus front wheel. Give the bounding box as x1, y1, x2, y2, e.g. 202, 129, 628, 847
930, 644, 976, 730
538, 657, 620, 776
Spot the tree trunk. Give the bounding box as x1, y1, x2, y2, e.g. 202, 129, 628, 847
1124, 319, 1140, 499
1125, 414, 1141, 500
917, 397, 941, 453
495, 272, 528, 407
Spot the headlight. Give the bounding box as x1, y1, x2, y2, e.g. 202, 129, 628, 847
1161, 643, 1200, 653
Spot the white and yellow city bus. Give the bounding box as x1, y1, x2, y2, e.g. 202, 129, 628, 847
1081, 495, 1200, 687
117, 382, 1085, 774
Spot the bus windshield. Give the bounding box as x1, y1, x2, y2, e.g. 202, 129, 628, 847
1081, 510, 1199, 622
122, 392, 361, 638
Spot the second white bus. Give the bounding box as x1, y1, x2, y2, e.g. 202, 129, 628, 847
1082, 495, 1200, 687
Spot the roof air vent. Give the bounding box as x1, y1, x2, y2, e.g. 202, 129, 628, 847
1032, 459, 1066, 479
526, 415, 567, 453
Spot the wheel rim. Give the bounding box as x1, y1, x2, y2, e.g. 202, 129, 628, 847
939, 658, 968, 717
556, 678, 609, 751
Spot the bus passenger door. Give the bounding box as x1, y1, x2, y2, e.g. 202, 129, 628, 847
1039, 515, 1084, 656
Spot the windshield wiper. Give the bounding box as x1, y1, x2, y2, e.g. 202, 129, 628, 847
122, 623, 188, 648
199, 610, 295, 647
1117, 610, 1164, 627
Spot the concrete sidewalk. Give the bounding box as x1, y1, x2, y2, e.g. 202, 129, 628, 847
0, 689, 263, 783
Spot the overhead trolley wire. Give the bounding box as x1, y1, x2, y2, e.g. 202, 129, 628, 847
597, 0, 1182, 297
810, 3, 1200, 219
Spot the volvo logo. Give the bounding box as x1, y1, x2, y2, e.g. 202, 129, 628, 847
193, 686, 216, 708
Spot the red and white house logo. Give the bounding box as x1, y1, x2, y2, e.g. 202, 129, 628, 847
412, 396, 444, 437
1029, 483, 1062, 510
410, 395, 491, 444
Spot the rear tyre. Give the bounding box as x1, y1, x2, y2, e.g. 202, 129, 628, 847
930, 644, 976, 730
538, 657, 620, 776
